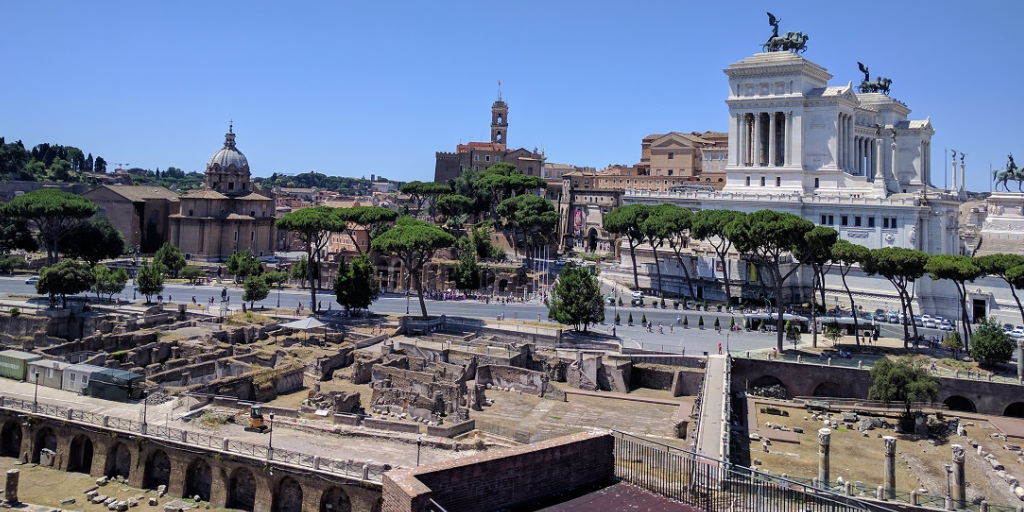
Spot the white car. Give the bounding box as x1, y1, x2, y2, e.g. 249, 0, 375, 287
1009, 328, 1024, 339
24, 276, 39, 285
939, 320, 953, 331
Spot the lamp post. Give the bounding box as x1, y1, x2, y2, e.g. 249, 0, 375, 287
141, 390, 149, 434
267, 412, 275, 461
416, 436, 423, 466
32, 371, 40, 413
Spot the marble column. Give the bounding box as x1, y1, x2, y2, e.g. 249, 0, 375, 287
754, 113, 763, 166
951, 152, 958, 192
768, 112, 777, 167
952, 444, 966, 508
837, 115, 844, 169
1017, 340, 1023, 383
883, 436, 897, 499
784, 111, 793, 166
733, 114, 742, 166
818, 428, 832, 486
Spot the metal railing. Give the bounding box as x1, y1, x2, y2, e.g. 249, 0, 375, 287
0, 395, 381, 483
611, 430, 897, 512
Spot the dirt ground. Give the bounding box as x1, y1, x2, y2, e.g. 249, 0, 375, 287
746, 400, 1024, 507
472, 386, 686, 446
0, 456, 234, 511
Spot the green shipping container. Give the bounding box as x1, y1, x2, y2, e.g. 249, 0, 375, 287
86, 369, 143, 402
0, 350, 43, 381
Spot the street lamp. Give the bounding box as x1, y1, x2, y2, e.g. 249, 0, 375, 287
32, 371, 40, 413
267, 412, 276, 460
416, 435, 423, 466
141, 390, 149, 434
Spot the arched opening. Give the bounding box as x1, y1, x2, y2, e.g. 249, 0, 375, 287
587, 228, 598, 253
67, 435, 93, 473
812, 382, 853, 398
943, 395, 977, 413
498, 279, 508, 293
272, 476, 303, 512
228, 467, 257, 511
320, 486, 352, 512
104, 442, 131, 479
32, 427, 57, 464
1004, 403, 1024, 418
143, 449, 171, 490
0, 421, 21, 458
184, 458, 212, 502
749, 375, 789, 399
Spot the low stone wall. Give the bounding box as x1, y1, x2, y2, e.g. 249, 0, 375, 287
475, 364, 545, 396
333, 413, 363, 426
362, 417, 422, 434
382, 431, 614, 512
425, 420, 475, 438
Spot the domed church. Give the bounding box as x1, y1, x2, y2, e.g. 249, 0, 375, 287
167, 125, 276, 261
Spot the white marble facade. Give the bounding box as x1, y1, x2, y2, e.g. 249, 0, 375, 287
625, 50, 961, 255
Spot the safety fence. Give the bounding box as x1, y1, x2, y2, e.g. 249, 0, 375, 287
612, 430, 899, 512
0, 395, 384, 483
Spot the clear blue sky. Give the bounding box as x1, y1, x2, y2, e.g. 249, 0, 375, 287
3, 1, 1022, 192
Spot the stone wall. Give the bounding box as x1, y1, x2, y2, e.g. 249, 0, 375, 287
425, 420, 475, 438
381, 431, 614, 512
474, 365, 545, 396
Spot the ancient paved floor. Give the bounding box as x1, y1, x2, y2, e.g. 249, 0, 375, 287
535, 482, 698, 511
696, 354, 727, 460
470, 386, 685, 446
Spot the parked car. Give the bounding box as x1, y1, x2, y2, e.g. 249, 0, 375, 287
554, 259, 567, 266
24, 277, 38, 285
888, 313, 900, 324
939, 319, 953, 331
874, 312, 887, 322
631, 291, 644, 305
605, 296, 616, 305
1009, 328, 1024, 339
1004, 324, 1016, 332
922, 316, 936, 329
912, 315, 923, 327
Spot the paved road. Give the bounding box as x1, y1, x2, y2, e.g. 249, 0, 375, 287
0, 275, 948, 355
696, 355, 728, 460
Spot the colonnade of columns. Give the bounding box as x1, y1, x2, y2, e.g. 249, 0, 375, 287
852, 136, 877, 177
737, 111, 789, 168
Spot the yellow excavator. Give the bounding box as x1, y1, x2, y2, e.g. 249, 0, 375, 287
243, 405, 270, 433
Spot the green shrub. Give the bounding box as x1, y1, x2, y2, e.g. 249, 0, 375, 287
9, 308, 19, 318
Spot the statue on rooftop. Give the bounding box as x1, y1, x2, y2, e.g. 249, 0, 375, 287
763, 12, 809, 53
857, 62, 892, 95
994, 153, 1024, 192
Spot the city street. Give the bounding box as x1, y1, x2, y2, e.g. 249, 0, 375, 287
0, 275, 949, 356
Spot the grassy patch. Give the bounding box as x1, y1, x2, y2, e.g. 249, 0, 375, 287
225, 312, 274, 326
198, 410, 229, 427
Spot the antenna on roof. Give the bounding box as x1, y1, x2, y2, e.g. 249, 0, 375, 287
497, 80, 502, 101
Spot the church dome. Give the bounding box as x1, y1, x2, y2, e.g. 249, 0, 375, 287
207, 126, 249, 173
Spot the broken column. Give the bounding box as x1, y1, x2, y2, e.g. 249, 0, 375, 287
883, 436, 897, 499
1017, 340, 1023, 383
952, 444, 966, 508
818, 428, 832, 487
3, 469, 19, 506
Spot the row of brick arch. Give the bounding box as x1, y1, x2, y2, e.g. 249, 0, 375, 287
748, 375, 1024, 418
0, 418, 379, 512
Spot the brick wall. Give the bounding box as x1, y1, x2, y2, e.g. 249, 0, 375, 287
382, 431, 614, 512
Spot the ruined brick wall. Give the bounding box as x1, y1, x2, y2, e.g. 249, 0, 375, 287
382, 432, 613, 512
474, 365, 545, 396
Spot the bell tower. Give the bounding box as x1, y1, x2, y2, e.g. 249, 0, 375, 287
491, 91, 508, 146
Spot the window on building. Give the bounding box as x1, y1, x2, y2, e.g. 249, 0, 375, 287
667, 170, 673, 176
474, 155, 479, 161
775, 177, 781, 187
233, 231, 238, 241
760, 177, 766, 186
228, 182, 234, 190
883, 218, 890, 229
841, 215, 848, 226
745, 176, 751, 186
814, 178, 819, 188
854, 216, 862, 227
251, 231, 255, 242
188, 210, 194, 216
528, 167, 533, 174
668, 152, 674, 160
485, 155, 491, 162
828, 215, 834, 225
820, 215, 827, 225
868, 217, 876, 228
